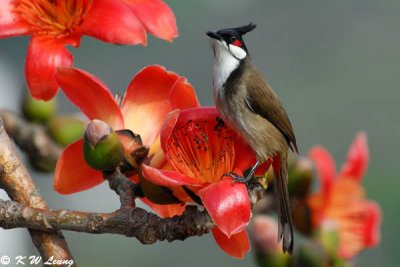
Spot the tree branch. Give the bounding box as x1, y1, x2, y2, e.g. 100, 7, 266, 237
0, 117, 75, 266
0, 164, 268, 245
0, 199, 213, 244
0, 110, 62, 171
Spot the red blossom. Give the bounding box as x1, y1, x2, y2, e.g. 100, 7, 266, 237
142, 107, 267, 258
0, 0, 178, 100
53, 65, 199, 217
307, 132, 381, 259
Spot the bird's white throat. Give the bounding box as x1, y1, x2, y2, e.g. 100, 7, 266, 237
212, 40, 247, 96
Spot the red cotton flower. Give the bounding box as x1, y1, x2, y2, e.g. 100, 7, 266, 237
53, 65, 199, 216
0, 0, 177, 100
142, 107, 269, 258
307, 132, 381, 259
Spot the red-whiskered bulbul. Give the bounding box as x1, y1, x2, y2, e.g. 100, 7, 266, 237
206, 23, 298, 254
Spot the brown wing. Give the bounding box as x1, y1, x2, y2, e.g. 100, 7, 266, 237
244, 74, 298, 153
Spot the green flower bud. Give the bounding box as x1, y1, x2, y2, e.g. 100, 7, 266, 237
22, 93, 56, 123
48, 116, 85, 146
288, 157, 313, 197
83, 120, 124, 171
317, 222, 340, 256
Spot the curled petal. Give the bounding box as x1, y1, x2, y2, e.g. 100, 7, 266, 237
198, 177, 251, 237
26, 37, 75, 100
121, 65, 182, 145
212, 227, 250, 259
141, 197, 185, 218
339, 132, 369, 181
79, 0, 146, 45
142, 164, 203, 187
160, 109, 180, 153
0, 0, 30, 37
309, 146, 336, 197
54, 139, 104, 194
170, 77, 200, 110
56, 67, 124, 129
123, 0, 178, 41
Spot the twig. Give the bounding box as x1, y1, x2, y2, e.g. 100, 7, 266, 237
0, 110, 62, 171
0, 117, 75, 266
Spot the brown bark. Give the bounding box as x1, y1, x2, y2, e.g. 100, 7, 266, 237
0, 117, 75, 266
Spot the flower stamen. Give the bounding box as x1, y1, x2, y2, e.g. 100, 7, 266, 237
166, 118, 235, 183
13, 0, 92, 38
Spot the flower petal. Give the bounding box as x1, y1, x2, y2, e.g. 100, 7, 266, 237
56, 67, 124, 129
309, 146, 336, 196
141, 164, 203, 187
54, 139, 104, 194
79, 0, 146, 45
337, 200, 382, 259
160, 109, 180, 152
0, 0, 30, 37
212, 227, 250, 259
141, 197, 185, 218
26, 37, 76, 100
169, 77, 200, 110
121, 65, 182, 145
363, 201, 381, 248
198, 177, 251, 237
232, 133, 258, 172
123, 0, 178, 41
338, 132, 369, 181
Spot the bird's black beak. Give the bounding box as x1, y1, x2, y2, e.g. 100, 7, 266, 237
206, 31, 222, 41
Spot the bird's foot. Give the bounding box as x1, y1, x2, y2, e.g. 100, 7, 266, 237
223, 172, 252, 185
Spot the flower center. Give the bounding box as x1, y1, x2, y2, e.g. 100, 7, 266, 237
166, 117, 235, 184
13, 0, 92, 37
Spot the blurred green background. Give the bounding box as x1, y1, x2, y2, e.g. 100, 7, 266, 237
0, 0, 398, 266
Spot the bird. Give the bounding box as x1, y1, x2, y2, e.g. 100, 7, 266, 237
206, 23, 298, 254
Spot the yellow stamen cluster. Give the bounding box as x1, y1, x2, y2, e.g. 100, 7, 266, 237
167, 118, 235, 184
13, 0, 92, 38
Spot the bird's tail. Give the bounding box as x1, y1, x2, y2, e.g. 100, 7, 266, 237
272, 152, 294, 254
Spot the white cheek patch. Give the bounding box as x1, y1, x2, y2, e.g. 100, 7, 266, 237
212, 40, 240, 93
228, 44, 247, 60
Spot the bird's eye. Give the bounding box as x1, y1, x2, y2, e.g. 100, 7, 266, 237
230, 36, 237, 42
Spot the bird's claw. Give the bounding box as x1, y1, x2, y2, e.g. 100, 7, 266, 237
223, 172, 251, 185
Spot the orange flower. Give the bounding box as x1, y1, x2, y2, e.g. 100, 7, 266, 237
0, 0, 177, 100
308, 132, 381, 258
53, 65, 199, 216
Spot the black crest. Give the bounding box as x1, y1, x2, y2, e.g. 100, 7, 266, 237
235, 23, 257, 35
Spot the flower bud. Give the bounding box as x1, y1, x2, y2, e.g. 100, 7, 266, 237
83, 120, 124, 171
288, 157, 313, 197
318, 221, 340, 256
251, 216, 290, 267
48, 115, 85, 146
22, 93, 56, 123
